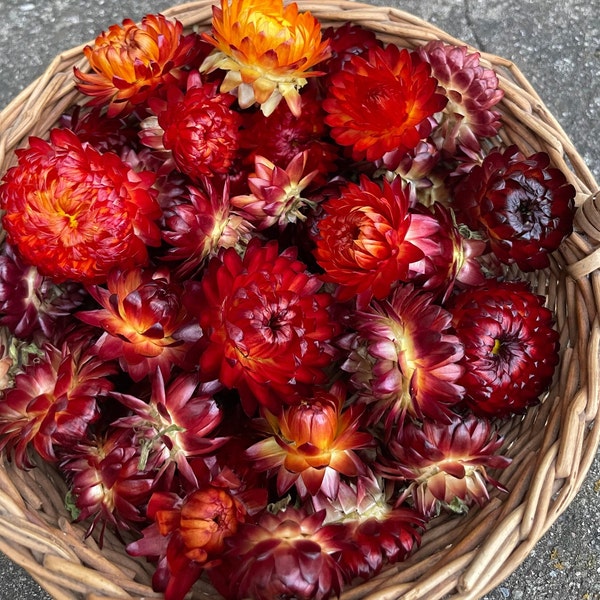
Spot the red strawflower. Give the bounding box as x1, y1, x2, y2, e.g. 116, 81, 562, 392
312, 175, 439, 304
60, 428, 156, 543
0, 128, 161, 284
160, 177, 254, 279
245, 382, 374, 499
74, 14, 200, 117
111, 369, 228, 487
450, 280, 560, 418
210, 507, 352, 600
0, 339, 116, 469
323, 43, 447, 162
342, 284, 464, 431
452, 145, 576, 270
184, 239, 340, 415
416, 40, 504, 155
378, 414, 511, 518
77, 267, 198, 382
0, 244, 86, 340
148, 73, 242, 181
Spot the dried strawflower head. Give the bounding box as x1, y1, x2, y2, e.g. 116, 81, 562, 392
75, 14, 199, 116
238, 83, 339, 188
160, 177, 254, 279
321, 22, 383, 76
450, 280, 560, 418
77, 267, 198, 382
148, 73, 242, 181
200, 0, 330, 116
231, 151, 318, 229
378, 415, 511, 517
61, 429, 156, 544
343, 284, 464, 431
312, 175, 440, 304
311, 472, 425, 578
323, 44, 446, 162
453, 145, 575, 270
0, 339, 116, 469
0, 244, 86, 340
184, 240, 340, 415
0, 128, 161, 284
245, 382, 373, 499
210, 507, 352, 600
127, 475, 265, 600
111, 369, 227, 487
417, 40, 504, 155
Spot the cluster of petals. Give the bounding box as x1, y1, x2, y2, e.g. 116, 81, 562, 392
343, 285, 465, 430
323, 43, 447, 162
245, 382, 373, 499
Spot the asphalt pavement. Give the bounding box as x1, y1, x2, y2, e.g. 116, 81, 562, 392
0, 0, 599, 599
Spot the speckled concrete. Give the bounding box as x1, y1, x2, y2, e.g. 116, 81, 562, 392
1, 1, 600, 599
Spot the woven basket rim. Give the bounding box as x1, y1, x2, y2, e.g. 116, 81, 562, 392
1, 2, 600, 600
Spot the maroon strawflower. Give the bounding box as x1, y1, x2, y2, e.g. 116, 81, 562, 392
321, 22, 383, 77
61, 428, 158, 543
450, 279, 560, 418
0, 244, 86, 340
0, 339, 116, 469
160, 177, 254, 278
311, 472, 425, 578
210, 507, 352, 600
378, 414, 511, 517
453, 145, 575, 270
111, 369, 228, 487
342, 284, 464, 431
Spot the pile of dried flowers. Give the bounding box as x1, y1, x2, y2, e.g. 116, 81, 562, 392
0, 1, 576, 599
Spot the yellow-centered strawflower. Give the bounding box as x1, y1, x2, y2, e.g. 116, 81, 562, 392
200, 0, 330, 117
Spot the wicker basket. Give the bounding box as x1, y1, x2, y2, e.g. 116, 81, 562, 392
1, 1, 599, 599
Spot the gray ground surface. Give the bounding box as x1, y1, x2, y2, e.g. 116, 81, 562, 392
0, 0, 599, 599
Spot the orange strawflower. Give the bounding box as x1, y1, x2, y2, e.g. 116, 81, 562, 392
74, 14, 199, 117
0, 128, 161, 284
200, 0, 330, 116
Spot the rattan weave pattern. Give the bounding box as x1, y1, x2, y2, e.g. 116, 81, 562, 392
1, 2, 600, 599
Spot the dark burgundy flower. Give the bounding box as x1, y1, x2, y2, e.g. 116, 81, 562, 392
450, 279, 560, 418
453, 145, 575, 270
378, 414, 511, 518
